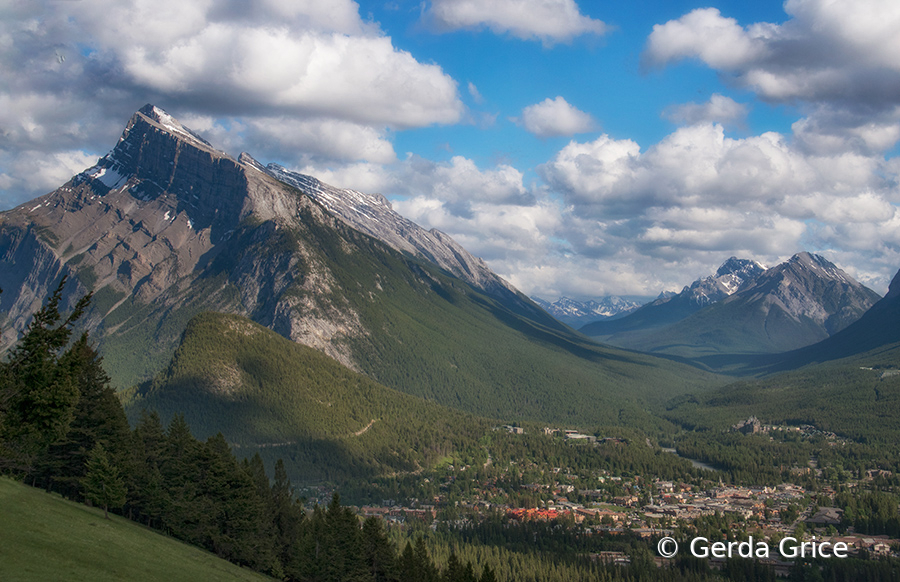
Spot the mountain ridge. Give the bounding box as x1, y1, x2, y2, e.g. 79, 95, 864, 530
0, 104, 722, 426
581, 253, 880, 362
761, 266, 900, 372
257, 160, 526, 306
580, 256, 766, 338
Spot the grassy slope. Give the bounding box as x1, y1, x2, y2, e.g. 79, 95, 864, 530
125, 312, 494, 481
0, 477, 272, 582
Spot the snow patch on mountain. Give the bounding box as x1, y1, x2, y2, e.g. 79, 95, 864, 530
534, 295, 646, 325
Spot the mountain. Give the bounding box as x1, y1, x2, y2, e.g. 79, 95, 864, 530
763, 267, 900, 372
125, 312, 491, 481
664, 267, 900, 440
580, 257, 765, 338
590, 252, 880, 361
664, 324, 900, 445
257, 161, 524, 304
0, 104, 721, 426
532, 295, 645, 327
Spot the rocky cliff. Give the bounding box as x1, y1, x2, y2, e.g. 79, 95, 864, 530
0, 105, 375, 378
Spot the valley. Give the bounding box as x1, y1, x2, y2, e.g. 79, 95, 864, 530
2, 105, 900, 581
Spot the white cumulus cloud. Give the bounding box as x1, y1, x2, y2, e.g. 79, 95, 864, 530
425, 0, 608, 44
0, 0, 465, 207
519, 97, 597, 138
664, 94, 748, 127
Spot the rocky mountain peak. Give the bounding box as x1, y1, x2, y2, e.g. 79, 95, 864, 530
136, 104, 216, 150
677, 256, 765, 308
258, 161, 522, 302
715, 256, 766, 280
733, 252, 880, 335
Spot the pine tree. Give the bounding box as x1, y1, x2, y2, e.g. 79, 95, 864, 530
272, 458, 305, 578
479, 564, 497, 582
82, 442, 127, 519
31, 333, 131, 497
323, 493, 367, 582
398, 538, 438, 582
159, 414, 204, 544
361, 516, 397, 581
128, 410, 170, 526
0, 277, 91, 473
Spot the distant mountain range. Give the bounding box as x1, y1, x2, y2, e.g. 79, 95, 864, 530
531, 295, 647, 327
581, 253, 880, 360
0, 104, 720, 430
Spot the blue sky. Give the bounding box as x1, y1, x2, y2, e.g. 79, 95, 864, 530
3, 0, 900, 299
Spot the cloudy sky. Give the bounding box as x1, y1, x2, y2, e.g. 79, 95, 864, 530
4, 0, 900, 299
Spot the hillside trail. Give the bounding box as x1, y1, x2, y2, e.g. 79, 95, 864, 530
353, 419, 378, 436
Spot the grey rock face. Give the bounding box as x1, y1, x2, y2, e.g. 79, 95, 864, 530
729, 252, 881, 335
668, 257, 766, 308
0, 106, 379, 381
258, 162, 520, 301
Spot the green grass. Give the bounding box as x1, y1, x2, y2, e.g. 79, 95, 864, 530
0, 477, 273, 582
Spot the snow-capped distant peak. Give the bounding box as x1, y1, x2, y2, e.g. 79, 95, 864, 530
534, 295, 645, 323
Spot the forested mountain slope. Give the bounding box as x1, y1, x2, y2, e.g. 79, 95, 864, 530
125, 312, 493, 481
0, 105, 722, 426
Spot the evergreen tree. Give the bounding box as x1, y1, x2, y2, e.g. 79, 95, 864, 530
443, 553, 464, 582
398, 538, 438, 582
82, 442, 127, 519
128, 410, 170, 527
31, 333, 131, 497
479, 564, 497, 582
0, 277, 91, 473
361, 516, 397, 581
323, 493, 367, 582
442, 552, 476, 582
272, 458, 306, 579
160, 414, 204, 543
